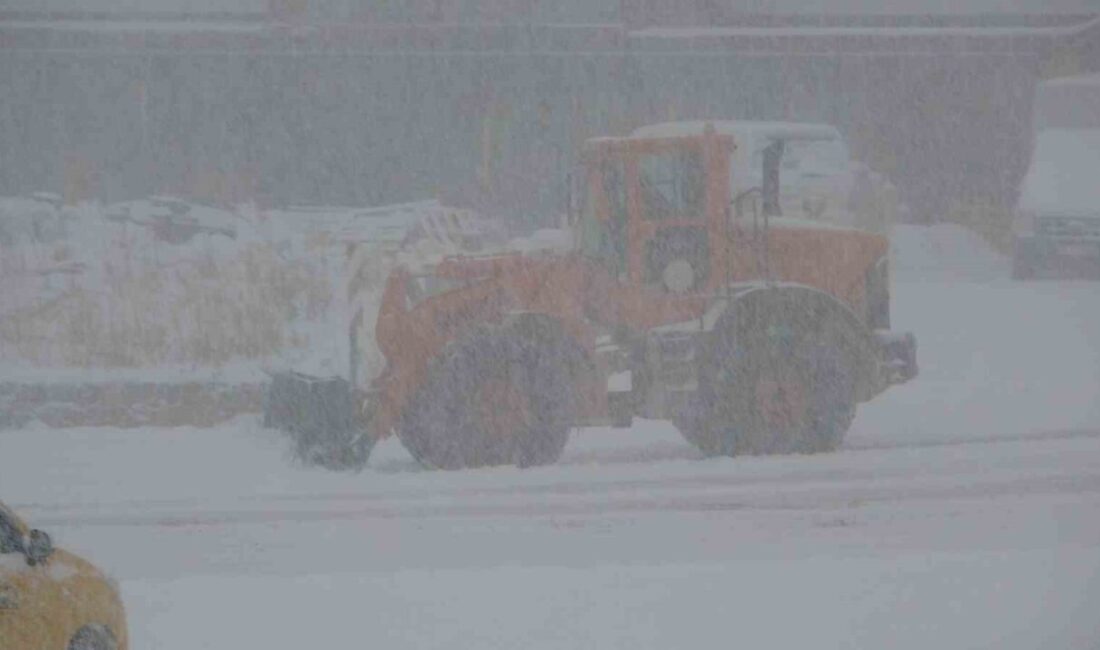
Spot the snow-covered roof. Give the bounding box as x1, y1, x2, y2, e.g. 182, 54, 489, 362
632, 16, 1098, 39
1018, 129, 1100, 217
633, 121, 842, 142
0, 18, 263, 32
0, 0, 265, 14
709, 0, 1099, 15
1041, 73, 1100, 88
2, 0, 1094, 18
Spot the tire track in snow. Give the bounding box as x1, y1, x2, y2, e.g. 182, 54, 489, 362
24, 438, 1100, 529
28, 472, 1100, 529
19, 427, 1099, 518
844, 427, 1100, 451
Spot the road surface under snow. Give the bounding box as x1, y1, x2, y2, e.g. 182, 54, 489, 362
2, 224, 1099, 649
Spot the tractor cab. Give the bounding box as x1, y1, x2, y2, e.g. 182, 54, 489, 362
577, 126, 735, 295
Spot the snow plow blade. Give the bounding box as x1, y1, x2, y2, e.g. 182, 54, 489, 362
263, 372, 374, 471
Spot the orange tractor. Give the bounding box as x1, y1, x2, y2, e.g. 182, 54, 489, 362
268, 123, 916, 470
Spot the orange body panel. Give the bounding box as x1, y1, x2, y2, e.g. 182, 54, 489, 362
371, 227, 884, 438
727, 223, 888, 313
368, 128, 891, 439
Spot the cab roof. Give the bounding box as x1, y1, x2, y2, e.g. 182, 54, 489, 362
633, 120, 843, 142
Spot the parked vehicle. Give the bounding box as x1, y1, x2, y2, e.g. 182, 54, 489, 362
0, 501, 128, 650
1012, 74, 1100, 280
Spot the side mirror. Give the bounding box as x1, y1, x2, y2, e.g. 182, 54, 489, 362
25, 529, 53, 567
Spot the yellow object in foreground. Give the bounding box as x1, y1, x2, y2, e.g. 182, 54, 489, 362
0, 501, 128, 650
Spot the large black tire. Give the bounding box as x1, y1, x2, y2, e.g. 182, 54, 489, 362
675, 290, 858, 457
69, 625, 118, 650
397, 322, 576, 470
644, 227, 709, 291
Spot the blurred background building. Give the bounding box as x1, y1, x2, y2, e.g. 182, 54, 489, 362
0, 0, 1097, 222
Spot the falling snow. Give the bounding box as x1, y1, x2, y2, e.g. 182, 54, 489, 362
2, 2, 1099, 649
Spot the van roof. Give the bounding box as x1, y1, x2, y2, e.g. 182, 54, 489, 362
1039, 73, 1100, 88
633, 120, 842, 142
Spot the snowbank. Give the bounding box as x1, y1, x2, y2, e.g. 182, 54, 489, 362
890, 221, 1009, 282
0, 197, 438, 375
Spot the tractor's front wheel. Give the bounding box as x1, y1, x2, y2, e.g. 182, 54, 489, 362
675, 292, 858, 457
397, 325, 575, 470
68, 625, 118, 650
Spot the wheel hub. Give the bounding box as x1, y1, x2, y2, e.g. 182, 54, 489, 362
476, 378, 531, 440
754, 376, 808, 431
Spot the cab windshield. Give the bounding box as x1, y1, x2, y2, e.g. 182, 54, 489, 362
638, 148, 705, 220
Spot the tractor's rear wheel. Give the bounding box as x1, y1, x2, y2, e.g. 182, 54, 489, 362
397, 325, 575, 470
675, 292, 857, 457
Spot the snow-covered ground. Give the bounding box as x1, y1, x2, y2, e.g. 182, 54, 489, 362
2, 223, 1099, 649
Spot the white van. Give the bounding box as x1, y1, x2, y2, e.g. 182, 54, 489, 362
1012, 74, 1100, 279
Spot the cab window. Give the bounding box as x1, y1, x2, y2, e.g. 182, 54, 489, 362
638, 149, 704, 220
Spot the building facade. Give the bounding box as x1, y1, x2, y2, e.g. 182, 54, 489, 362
0, 1, 1096, 220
